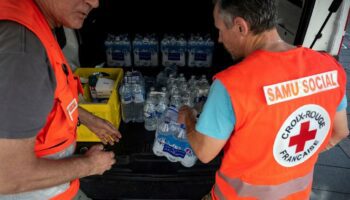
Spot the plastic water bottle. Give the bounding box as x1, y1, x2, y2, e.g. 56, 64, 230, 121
188, 75, 197, 87
182, 91, 193, 107
165, 122, 179, 162
177, 124, 197, 167
180, 84, 188, 96
160, 87, 169, 99
156, 92, 169, 122
176, 73, 186, 86
153, 120, 170, 156
167, 74, 176, 90
199, 75, 210, 102
132, 82, 145, 122
169, 85, 180, 98
144, 92, 157, 131
156, 106, 179, 162
162, 106, 179, 124
170, 94, 182, 109
153, 106, 177, 156
119, 77, 133, 123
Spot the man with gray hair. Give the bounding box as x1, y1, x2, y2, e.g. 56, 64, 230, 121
179, 0, 349, 199
0, 0, 121, 199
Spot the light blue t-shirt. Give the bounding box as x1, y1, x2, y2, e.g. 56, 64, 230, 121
196, 80, 348, 140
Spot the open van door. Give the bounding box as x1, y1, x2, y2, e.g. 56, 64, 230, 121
277, 0, 350, 56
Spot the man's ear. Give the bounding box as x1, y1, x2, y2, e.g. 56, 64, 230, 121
233, 17, 249, 35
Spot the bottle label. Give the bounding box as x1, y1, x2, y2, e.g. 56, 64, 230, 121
194, 52, 208, 61
144, 111, 155, 118
112, 51, 125, 61
157, 133, 193, 159
139, 52, 152, 61
168, 52, 181, 61
122, 95, 132, 104
163, 143, 186, 158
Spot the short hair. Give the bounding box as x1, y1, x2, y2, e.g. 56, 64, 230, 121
215, 0, 278, 34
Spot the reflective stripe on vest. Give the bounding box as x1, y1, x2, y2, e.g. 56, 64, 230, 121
214, 170, 313, 200
213, 184, 226, 200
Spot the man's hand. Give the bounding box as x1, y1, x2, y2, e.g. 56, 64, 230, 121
85, 115, 121, 145
84, 145, 116, 175
178, 105, 197, 126
178, 105, 226, 163
79, 107, 122, 145
0, 138, 115, 194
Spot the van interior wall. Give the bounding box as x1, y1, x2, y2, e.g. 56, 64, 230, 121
78, 0, 233, 76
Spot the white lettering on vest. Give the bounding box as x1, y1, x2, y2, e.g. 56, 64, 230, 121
67, 98, 78, 121
264, 71, 338, 105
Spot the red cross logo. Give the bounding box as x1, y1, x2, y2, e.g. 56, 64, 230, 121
289, 121, 317, 153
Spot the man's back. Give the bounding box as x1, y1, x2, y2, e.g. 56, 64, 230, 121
213, 47, 346, 199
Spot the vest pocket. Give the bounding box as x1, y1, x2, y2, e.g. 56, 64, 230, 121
57, 84, 79, 128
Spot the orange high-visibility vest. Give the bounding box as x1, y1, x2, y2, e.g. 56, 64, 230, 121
213, 48, 346, 200
0, 0, 83, 199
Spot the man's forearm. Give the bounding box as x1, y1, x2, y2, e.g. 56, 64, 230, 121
180, 106, 227, 163
0, 153, 91, 194
326, 110, 350, 150
0, 137, 111, 195
185, 116, 224, 163
16, 156, 91, 193
78, 106, 93, 125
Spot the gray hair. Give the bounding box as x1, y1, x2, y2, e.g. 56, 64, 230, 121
214, 0, 278, 34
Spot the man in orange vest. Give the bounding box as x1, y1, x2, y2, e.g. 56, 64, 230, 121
0, 0, 121, 199
179, 0, 349, 199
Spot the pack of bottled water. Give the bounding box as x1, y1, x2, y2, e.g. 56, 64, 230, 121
161, 34, 187, 67
119, 71, 145, 123
105, 34, 132, 67
152, 106, 197, 167
133, 34, 159, 67
188, 34, 214, 68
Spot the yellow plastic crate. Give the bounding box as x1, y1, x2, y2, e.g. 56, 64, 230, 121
74, 68, 123, 142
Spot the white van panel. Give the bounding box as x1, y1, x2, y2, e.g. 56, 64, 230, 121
302, 0, 350, 55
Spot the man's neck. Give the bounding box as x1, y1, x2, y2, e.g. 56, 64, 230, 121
243, 29, 295, 56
